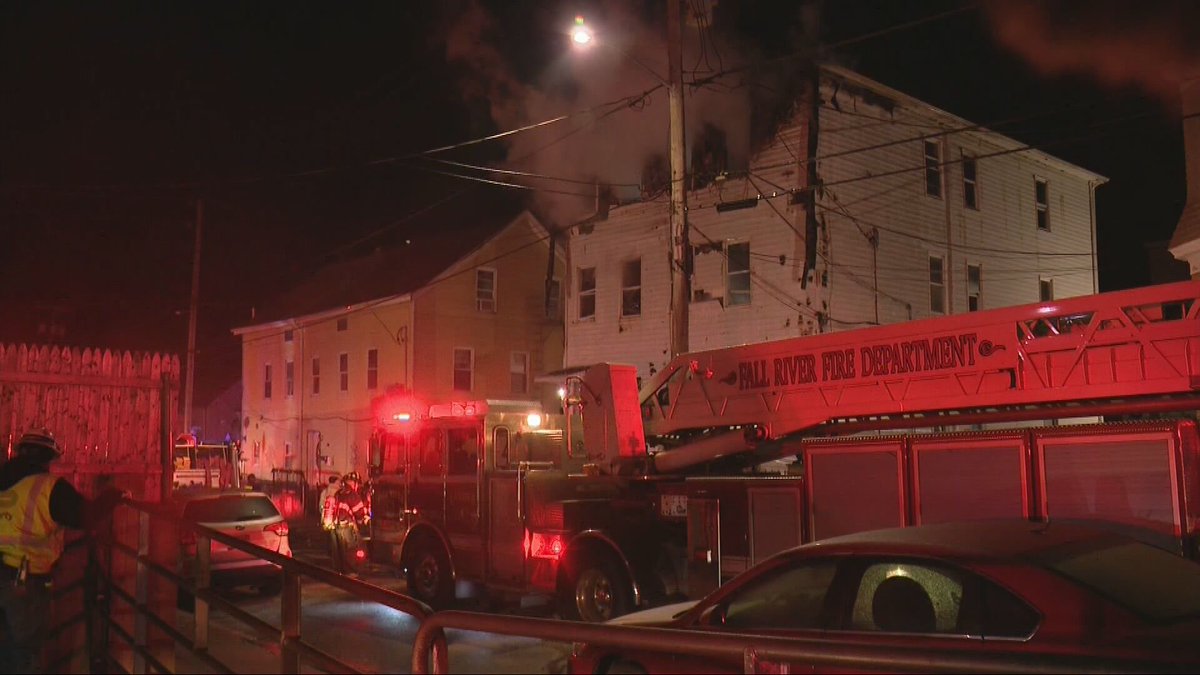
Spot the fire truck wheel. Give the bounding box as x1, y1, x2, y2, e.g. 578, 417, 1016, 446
560, 556, 632, 623
406, 538, 454, 608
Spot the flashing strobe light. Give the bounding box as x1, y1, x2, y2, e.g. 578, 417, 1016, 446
570, 16, 593, 46
393, 412, 412, 422
526, 413, 543, 428
557, 387, 567, 399
355, 548, 367, 561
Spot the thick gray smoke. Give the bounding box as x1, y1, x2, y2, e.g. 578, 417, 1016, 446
444, 0, 762, 228
981, 0, 1200, 105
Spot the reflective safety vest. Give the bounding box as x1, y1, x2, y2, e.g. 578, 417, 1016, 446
0, 474, 65, 575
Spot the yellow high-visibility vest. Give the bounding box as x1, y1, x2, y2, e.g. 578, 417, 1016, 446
0, 474, 65, 574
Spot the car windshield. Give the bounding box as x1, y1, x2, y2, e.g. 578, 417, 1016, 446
183, 496, 280, 524
1040, 540, 1200, 623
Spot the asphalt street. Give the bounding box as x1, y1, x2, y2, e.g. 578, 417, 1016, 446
172, 522, 571, 674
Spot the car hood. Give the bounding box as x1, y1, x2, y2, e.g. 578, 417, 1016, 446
606, 601, 698, 627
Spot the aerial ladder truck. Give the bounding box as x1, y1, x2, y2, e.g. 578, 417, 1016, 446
370, 280, 1200, 621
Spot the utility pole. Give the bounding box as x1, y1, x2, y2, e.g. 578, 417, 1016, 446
667, 0, 689, 357
183, 197, 203, 436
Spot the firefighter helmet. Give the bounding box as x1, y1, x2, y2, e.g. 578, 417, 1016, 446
16, 429, 63, 463
343, 471, 361, 484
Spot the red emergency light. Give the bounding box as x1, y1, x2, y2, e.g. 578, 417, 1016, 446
526, 531, 565, 560
372, 391, 425, 428
355, 548, 367, 561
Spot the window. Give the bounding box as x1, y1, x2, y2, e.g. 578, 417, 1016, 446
476, 268, 497, 313
1035, 178, 1050, 231
493, 427, 511, 469
546, 278, 561, 320
311, 357, 321, 395
578, 267, 596, 320
621, 258, 641, 317
285, 360, 295, 397
336, 318, 348, 331
366, 349, 378, 390
453, 348, 473, 391
967, 264, 982, 312
720, 561, 838, 630
962, 154, 978, 210
846, 560, 1039, 638
447, 427, 480, 476
418, 429, 443, 478
339, 353, 349, 392
929, 256, 945, 314
924, 140, 942, 198
283, 329, 294, 342
727, 242, 751, 306
510, 352, 529, 394
263, 364, 273, 399
1039, 277, 1054, 302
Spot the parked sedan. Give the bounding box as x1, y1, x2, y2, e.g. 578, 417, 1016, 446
175, 490, 292, 599
570, 520, 1200, 674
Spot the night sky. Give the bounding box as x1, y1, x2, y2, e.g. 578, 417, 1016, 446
1, 0, 1195, 404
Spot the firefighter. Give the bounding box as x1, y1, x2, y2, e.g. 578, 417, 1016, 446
0, 429, 128, 673
333, 472, 369, 576
318, 475, 341, 571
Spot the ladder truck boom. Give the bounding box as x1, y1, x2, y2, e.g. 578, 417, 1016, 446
641, 280, 1200, 440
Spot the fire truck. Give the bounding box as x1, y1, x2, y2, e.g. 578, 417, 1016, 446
368, 280, 1200, 622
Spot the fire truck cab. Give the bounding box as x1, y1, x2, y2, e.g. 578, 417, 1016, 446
368, 397, 673, 620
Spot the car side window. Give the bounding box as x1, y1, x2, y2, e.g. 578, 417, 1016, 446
849, 561, 965, 634
720, 560, 839, 630
447, 427, 479, 476
973, 578, 1040, 639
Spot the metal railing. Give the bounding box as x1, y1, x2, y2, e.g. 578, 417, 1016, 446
92, 498, 440, 674
410, 610, 1195, 675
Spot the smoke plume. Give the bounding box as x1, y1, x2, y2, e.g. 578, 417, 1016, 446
981, 0, 1200, 104
443, 0, 787, 228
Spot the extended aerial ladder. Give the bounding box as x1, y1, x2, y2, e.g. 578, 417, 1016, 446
568, 281, 1200, 475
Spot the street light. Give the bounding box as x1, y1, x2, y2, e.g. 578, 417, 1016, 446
569, 16, 593, 47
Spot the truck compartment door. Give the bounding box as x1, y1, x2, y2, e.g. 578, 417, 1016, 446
686, 497, 720, 599
911, 434, 1031, 524
805, 439, 907, 541
488, 477, 524, 583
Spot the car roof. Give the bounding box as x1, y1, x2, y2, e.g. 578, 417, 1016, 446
793, 519, 1133, 561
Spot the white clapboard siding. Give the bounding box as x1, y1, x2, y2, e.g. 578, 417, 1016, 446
565, 66, 1104, 381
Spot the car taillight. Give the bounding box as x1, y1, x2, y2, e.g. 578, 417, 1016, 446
265, 521, 289, 537
527, 532, 565, 560
355, 548, 367, 560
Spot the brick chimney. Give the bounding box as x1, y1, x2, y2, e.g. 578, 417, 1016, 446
1168, 75, 1200, 277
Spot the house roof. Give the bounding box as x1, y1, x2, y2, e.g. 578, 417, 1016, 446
234, 192, 539, 332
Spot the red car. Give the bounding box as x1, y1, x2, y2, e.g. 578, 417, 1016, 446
570, 520, 1200, 674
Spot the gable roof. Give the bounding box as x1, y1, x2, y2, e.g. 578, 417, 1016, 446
234, 195, 547, 332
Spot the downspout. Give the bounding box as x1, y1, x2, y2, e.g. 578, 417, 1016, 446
943, 148, 955, 314
801, 66, 821, 289
1088, 179, 1099, 293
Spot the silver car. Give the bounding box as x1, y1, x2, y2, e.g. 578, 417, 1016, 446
175, 490, 293, 599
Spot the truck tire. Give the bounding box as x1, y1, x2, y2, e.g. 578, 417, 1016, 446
405, 537, 454, 608
560, 556, 632, 622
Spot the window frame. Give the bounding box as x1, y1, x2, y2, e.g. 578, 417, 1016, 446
962, 153, 978, 210
620, 257, 642, 318
367, 348, 378, 390
1039, 277, 1054, 303
476, 267, 497, 313
929, 255, 946, 314
726, 241, 752, 307
336, 317, 348, 332
339, 352, 349, 392
577, 266, 597, 321
263, 363, 273, 400
311, 357, 321, 396
285, 360, 295, 397
966, 263, 982, 312
283, 329, 294, 343
1035, 177, 1050, 231
924, 140, 943, 199
510, 351, 529, 395
453, 347, 474, 392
